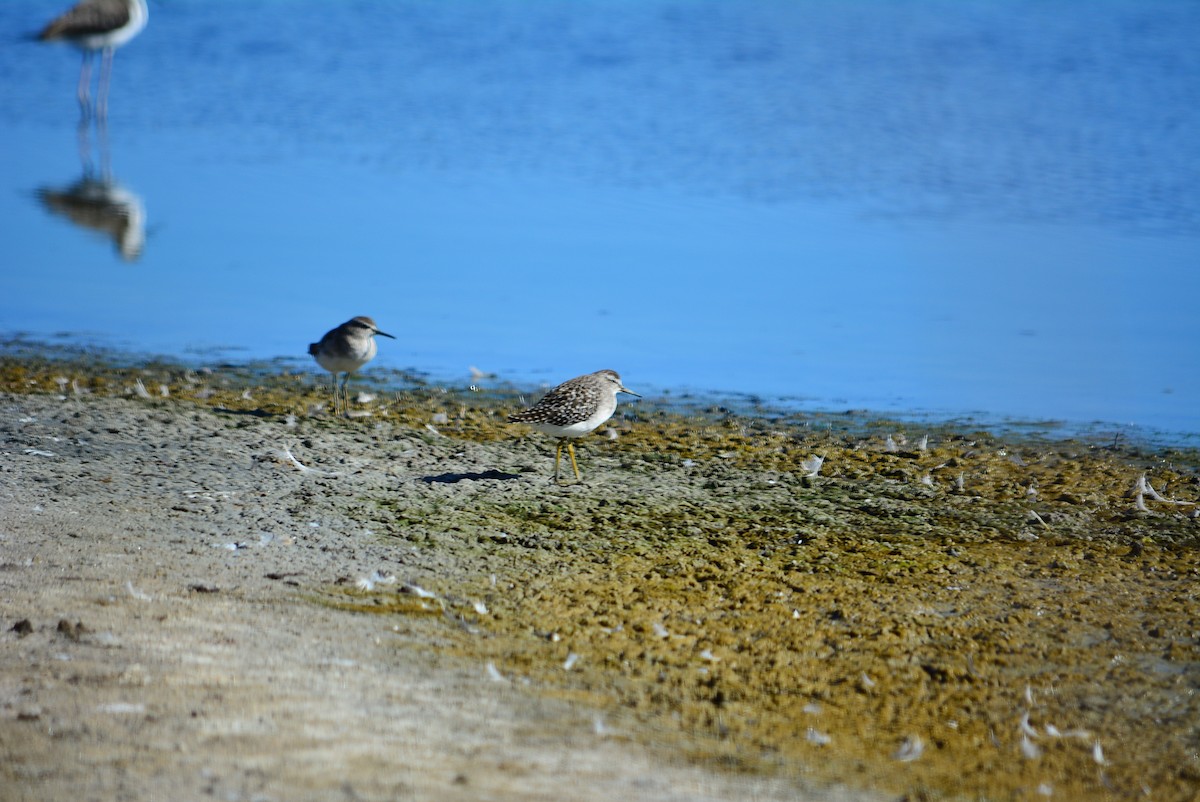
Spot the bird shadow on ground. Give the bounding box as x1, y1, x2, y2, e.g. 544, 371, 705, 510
419, 470, 522, 484
214, 407, 276, 418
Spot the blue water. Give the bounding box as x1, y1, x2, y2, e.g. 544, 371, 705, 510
2, 0, 1199, 438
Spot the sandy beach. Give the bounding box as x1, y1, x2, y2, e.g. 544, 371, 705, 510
1, 357, 1197, 801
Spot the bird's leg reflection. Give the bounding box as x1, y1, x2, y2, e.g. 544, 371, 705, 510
77, 108, 95, 177
76, 99, 113, 180
96, 113, 113, 179
76, 50, 95, 123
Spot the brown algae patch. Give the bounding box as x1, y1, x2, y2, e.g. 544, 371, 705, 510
470, 535, 1200, 800
357, 441, 1200, 799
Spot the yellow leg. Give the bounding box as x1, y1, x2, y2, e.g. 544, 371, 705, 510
567, 442, 582, 481
553, 440, 564, 482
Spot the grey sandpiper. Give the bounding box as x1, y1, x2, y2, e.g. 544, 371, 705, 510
308, 316, 395, 416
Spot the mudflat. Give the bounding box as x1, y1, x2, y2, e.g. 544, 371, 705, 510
1, 359, 1197, 801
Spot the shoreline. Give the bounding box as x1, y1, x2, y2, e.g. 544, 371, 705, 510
2, 351, 1198, 800
3, 336, 1197, 451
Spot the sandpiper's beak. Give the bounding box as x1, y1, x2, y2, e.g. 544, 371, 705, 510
374, 329, 396, 339
619, 384, 641, 398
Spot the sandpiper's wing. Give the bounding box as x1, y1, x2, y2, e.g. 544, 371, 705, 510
39, 0, 132, 41
509, 375, 602, 427
308, 325, 340, 356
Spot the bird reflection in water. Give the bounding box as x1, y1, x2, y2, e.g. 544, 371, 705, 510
37, 176, 145, 262
35, 107, 148, 262
34, 0, 149, 263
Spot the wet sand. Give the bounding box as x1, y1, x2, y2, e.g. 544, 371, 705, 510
1, 356, 1197, 801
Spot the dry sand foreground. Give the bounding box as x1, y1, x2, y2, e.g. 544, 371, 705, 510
1, 367, 1198, 802
0, 390, 872, 802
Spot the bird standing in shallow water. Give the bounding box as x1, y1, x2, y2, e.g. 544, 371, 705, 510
37, 0, 149, 122
509, 369, 640, 484
308, 316, 395, 416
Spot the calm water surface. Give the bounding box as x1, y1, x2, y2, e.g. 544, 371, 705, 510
2, 0, 1198, 438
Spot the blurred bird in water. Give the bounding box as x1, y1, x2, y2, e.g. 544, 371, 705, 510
37, 0, 149, 121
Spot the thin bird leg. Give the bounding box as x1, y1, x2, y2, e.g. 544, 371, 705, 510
328, 373, 341, 415
342, 373, 356, 416
96, 48, 115, 123
343, 373, 357, 416
553, 440, 564, 483
567, 442, 582, 481
77, 51, 94, 123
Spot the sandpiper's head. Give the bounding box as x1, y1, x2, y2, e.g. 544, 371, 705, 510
349, 316, 396, 339
593, 369, 640, 398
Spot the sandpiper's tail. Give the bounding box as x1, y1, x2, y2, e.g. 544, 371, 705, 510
307, 343, 319, 356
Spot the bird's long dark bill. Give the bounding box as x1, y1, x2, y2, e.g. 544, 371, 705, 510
375, 330, 397, 339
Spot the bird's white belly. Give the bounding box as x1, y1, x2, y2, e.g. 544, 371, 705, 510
529, 396, 617, 438
315, 340, 376, 374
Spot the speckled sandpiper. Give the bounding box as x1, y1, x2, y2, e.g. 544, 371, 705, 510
308, 316, 395, 416
37, 0, 149, 120
508, 369, 640, 483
